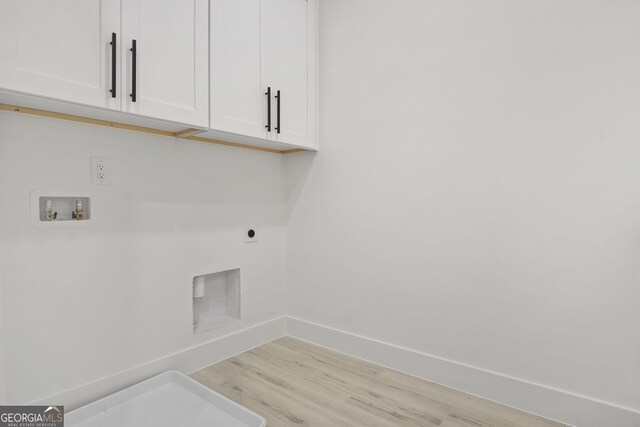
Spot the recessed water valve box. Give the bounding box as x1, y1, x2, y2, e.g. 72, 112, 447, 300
30, 190, 94, 228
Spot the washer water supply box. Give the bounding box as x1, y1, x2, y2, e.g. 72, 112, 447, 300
66, 371, 266, 427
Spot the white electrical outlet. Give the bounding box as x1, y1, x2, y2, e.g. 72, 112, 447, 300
245, 227, 259, 243
91, 157, 110, 185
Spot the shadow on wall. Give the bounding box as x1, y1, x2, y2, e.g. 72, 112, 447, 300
0, 113, 289, 238
285, 151, 317, 221
0, 113, 290, 405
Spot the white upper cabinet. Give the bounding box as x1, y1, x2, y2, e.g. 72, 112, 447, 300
121, 0, 209, 127
0, 0, 208, 127
0, 0, 315, 151
0, 0, 121, 110
210, 0, 317, 149
210, 0, 269, 139
268, 0, 317, 149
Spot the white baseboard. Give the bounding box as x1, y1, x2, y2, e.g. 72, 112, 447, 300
33, 316, 287, 411
286, 317, 640, 427
30, 316, 639, 427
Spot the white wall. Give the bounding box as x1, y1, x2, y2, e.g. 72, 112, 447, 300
286, 0, 640, 414
0, 113, 287, 404
0, 263, 5, 402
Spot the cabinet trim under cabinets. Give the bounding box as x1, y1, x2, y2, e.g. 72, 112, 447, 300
0, 103, 305, 155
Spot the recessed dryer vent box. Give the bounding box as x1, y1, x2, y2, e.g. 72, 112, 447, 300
192, 268, 241, 334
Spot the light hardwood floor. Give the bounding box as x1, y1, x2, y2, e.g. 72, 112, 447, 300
191, 337, 565, 427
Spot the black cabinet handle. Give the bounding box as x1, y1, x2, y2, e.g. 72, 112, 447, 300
275, 90, 281, 134
109, 33, 116, 98
130, 39, 137, 102
265, 87, 271, 132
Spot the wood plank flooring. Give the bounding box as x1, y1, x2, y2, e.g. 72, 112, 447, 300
190, 337, 565, 427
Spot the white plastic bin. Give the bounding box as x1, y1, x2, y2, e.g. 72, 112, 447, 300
66, 371, 266, 427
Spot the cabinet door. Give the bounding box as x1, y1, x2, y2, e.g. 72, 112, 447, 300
0, 0, 120, 110
210, 0, 271, 139
270, 0, 317, 148
121, 0, 209, 127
